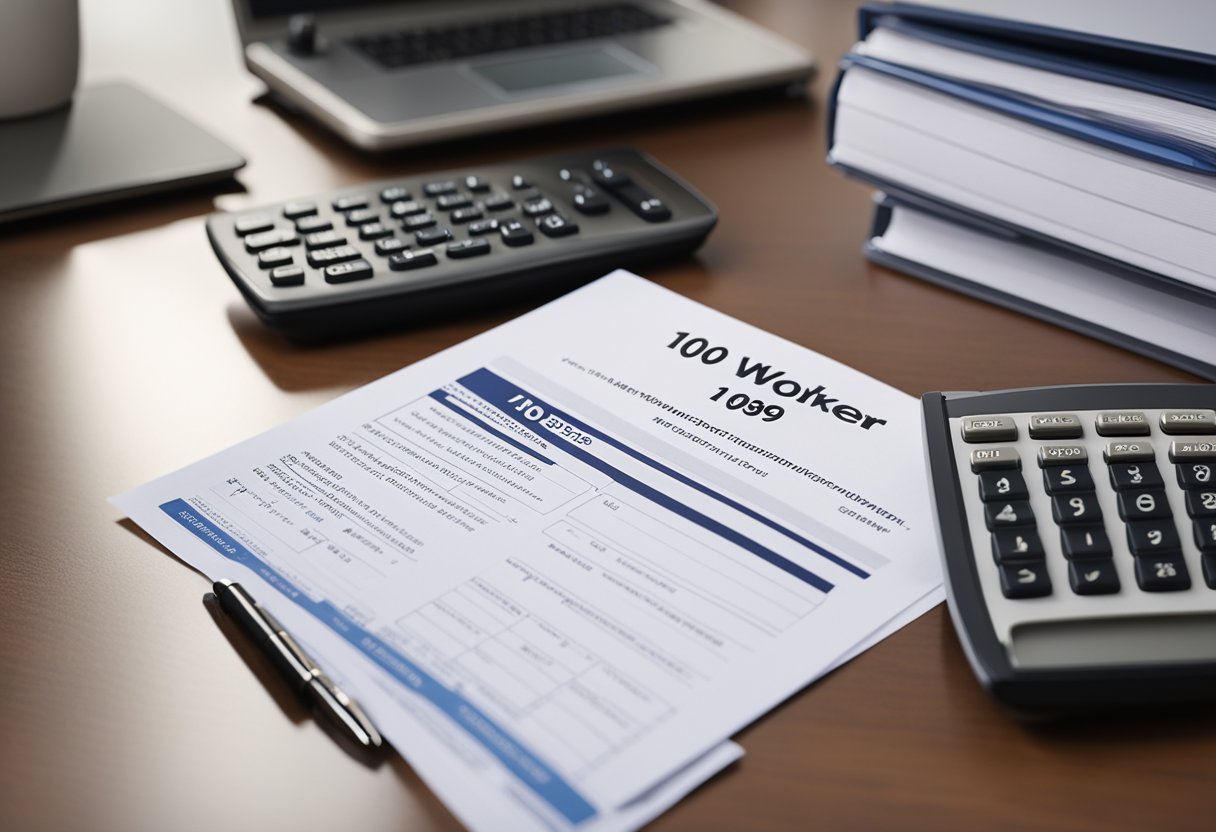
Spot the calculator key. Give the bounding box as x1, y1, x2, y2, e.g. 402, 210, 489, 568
1203, 553, 1216, 589
1185, 490, 1216, 518
295, 215, 333, 233
1117, 489, 1173, 521
483, 193, 515, 212
1194, 519, 1216, 552
304, 230, 346, 249
464, 175, 491, 192
415, 226, 452, 246
601, 174, 672, 221
324, 259, 373, 284
998, 562, 1052, 599
969, 447, 1020, 472
1177, 461, 1215, 489
332, 194, 369, 211
510, 174, 532, 190
1060, 526, 1112, 559
500, 220, 534, 247
1042, 466, 1094, 494
1134, 554, 1191, 592
446, 238, 492, 259
1160, 410, 1216, 435
423, 180, 458, 197
345, 208, 381, 226
283, 201, 317, 219
388, 248, 437, 270
450, 207, 484, 224
403, 212, 437, 231
537, 213, 579, 238
437, 192, 472, 210
978, 470, 1027, 502
990, 528, 1044, 563
390, 200, 427, 218
1067, 559, 1120, 595
1038, 445, 1087, 467
1126, 520, 1181, 555
257, 247, 294, 268
359, 222, 393, 240
984, 500, 1035, 529
1169, 440, 1216, 462
1028, 413, 1083, 439
244, 228, 299, 252
269, 265, 305, 287
960, 416, 1017, 442
466, 219, 500, 235
1095, 411, 1150, 436
1108, 462, 1163, 491
234, 214, 275, 235
379, 185, 410, 203
1051, 493, 1102, 525
307, 245, 361, 267
590, 159, 629, 187
630, 194, 672, 222
374, 237, 407, 256
523, 197, 555, 217
572, 186, 611, 215
1103, 441, 1154, 463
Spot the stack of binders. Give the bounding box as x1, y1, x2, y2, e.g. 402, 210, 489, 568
827, 2, 1216, 378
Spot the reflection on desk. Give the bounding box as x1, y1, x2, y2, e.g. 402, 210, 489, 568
0, 1, 1211, 831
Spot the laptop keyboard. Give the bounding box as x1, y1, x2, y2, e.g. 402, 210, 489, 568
351, 2, 673, 69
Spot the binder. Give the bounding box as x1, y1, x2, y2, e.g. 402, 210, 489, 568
826, 4, 1216, 378
841, 4, 1216, 175
858, 4, 1216, 101
864, 194, 1216, 381
838, 53, 1216, 176
859, 13, 1216, 110
841, 168, 1216, 308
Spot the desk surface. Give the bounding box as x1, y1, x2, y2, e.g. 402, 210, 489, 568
1, 2, 1210, 830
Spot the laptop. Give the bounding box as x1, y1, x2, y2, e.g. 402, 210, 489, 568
230, 0, 814, 150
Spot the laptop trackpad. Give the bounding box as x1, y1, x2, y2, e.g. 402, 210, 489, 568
473, 48, 644, 94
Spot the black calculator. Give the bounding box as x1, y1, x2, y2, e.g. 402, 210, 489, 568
922, 384, 1216, 713
206, 147, 717, 338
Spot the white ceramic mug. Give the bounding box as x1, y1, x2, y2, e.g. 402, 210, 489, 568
0, 0, 80, 120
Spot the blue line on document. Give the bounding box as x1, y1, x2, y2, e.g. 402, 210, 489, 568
452, 368, 854, 590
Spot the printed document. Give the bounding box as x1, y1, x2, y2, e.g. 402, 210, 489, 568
113, 271, 944, 830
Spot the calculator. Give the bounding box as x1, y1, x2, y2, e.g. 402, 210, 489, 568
206, 147, 717, 338
922, 384, 1216, 713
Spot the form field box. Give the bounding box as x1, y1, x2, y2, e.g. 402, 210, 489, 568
563, 496, 820, 630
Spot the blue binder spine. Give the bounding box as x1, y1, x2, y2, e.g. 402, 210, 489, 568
839, 54, 1216, 176
862, 13, 1216, 111
857, 4, 1216, 73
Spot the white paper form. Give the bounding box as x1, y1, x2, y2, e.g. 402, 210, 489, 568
113, 271, 943, 830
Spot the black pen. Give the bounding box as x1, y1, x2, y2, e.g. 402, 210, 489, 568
213, 579, 382, 749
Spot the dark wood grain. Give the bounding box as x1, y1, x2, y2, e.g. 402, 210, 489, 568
0, 2, 1207, 831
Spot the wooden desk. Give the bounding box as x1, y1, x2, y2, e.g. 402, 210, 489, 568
0, 2, 1208, 830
